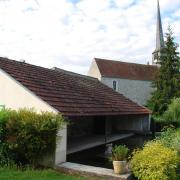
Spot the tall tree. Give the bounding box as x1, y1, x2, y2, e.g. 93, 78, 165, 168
147, 26, 180, 118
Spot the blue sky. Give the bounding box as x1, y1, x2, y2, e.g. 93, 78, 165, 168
0, 0, 179, 74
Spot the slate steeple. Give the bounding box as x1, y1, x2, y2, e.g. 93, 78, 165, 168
152, 0, 164, 64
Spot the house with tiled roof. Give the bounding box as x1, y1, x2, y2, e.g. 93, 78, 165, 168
0, 57, 150, 166
88, 0, 165, 107
88, 58, 158, 106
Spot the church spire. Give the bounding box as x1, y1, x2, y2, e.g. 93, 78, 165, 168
152, 0, 164, 65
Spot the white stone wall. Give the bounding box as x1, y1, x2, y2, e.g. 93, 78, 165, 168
101, 77, 153, 106
55, 125, 67, 165
0, 68, 67, 166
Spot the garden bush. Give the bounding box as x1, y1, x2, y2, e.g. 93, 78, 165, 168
0, 108, 64, 166
157, 127, 180, 154
153, 98, 180, 127
163, 98, 180, 126
130, 141, 179, 180
158, 128, 180, 175
0, 109, 12, 165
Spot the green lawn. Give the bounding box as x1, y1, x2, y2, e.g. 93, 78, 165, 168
0, 167, 86, 180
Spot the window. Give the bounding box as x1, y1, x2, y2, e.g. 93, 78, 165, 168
112, 80, 118, 91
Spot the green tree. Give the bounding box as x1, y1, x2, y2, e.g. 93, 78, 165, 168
163, 98, 180, 126
147, 26, 180, 119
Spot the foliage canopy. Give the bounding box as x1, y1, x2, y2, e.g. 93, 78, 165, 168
147, 26, 180, 120
163, 98, 180, 126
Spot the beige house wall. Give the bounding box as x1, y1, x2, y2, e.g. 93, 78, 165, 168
87, 59, 101, 80
0, 69, 57, 112
0, 68, 67, 166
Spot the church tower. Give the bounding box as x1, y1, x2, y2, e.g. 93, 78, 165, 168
152, 0, 164, 65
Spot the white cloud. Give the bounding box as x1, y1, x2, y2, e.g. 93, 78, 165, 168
0, 0, 179, 74
115, 0, 135, 8
173, 9, 180, 18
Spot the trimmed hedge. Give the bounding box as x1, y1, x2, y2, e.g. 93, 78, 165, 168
0, 109, 64, 166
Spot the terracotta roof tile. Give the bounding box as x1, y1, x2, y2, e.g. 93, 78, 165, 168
0, 57, 150, 116
95, 58, 158, 81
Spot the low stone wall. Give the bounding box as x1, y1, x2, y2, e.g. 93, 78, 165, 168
55, 162, 132, 180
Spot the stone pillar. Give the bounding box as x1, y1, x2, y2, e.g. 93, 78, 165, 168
55, 124, 67, 166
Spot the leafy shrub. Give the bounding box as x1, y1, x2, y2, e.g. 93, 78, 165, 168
0, 109, 13, 166
157, 127, 180, 154
111, 145, 129, 161
163, 98, 180, 126
0, 108, 64, 166
150, 98, 180, 128
156, 128, 180, 176
130, 141, 179, 180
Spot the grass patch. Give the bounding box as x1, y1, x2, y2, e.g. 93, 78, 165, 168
0, 167, 86, 180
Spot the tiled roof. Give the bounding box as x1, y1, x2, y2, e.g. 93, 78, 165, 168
95, 58, 158, 81
0, 57, 150, 116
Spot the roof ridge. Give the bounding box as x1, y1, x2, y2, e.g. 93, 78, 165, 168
0, 57, 53, 71
0, 57, 95, 80
94, 57, 158, 68
94, 57, 158, 81
52, 67, 98, 81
